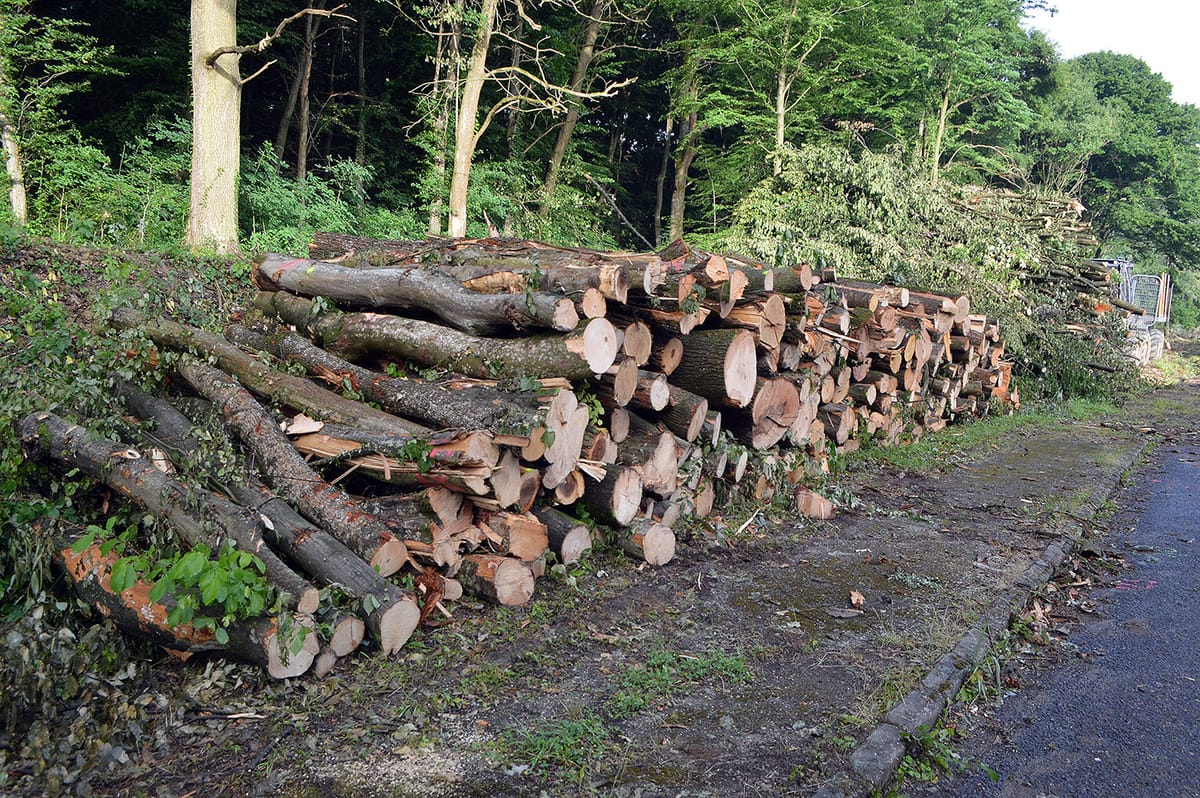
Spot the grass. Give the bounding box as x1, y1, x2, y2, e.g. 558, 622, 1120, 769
495, 711, 611, 782
610, 648, 752, 718
856, 397, 1117, 473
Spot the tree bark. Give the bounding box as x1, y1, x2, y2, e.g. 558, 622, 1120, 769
188, 0, 241, 253
533, 506, 593, 565
447, 0, 498, 237
255, 290, 617, 380
458, 553, 534, 605
254, 253, 579, 334
20, 411, 320, 615
109, 308, 430, 437
295, 0, 325, 180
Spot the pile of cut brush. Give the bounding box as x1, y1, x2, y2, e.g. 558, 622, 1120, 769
18, 234, 1016, 679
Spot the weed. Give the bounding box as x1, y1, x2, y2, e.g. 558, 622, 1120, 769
887, 570, 943, 592
495, 712, 610, 783
610, 648, 752, 717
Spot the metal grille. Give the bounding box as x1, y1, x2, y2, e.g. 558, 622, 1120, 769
1130, 274, 1164, 318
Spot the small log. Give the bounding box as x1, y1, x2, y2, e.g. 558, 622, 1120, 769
793, 488, 836, 520
578, 464, 643, 526
533, 506, 593, 565
659, 383, 709, 443
477, 511, 550, 561
649, 334, 684, 375
631, 370, 671, 412
458, 554, 535, 606
580, 287, 608, 319
618, 518, 676, 566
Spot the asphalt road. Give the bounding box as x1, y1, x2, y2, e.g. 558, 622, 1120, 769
936, 438, 1200, 798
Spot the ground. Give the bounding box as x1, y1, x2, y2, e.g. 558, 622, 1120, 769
1, 241, 1196, 797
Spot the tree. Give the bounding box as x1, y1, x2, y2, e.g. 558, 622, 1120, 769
188, 0, 241, 253
0, 1, 112, 230
1071, 51, 1200, 267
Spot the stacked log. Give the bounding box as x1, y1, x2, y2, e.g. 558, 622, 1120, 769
22, 233, 1019, 678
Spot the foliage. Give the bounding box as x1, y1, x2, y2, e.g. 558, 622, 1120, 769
0, 603, 151, 795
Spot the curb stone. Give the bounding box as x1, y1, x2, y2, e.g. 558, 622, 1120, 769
812, 436, 1149, 798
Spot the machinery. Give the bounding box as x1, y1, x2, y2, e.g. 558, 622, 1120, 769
1091, 258, 1173, 365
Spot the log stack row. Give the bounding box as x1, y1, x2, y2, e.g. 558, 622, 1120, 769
21, 233, 1017, 679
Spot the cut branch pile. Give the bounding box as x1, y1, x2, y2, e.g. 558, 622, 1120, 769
21, 233, 1018, 679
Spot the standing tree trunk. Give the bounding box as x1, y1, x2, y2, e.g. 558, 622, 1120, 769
668, 108, 697, 242
930, 69, 952, 184
652, 115, 672, 246
447, 0, 498, 238
188, 0, 241, 253
0, 30, 26, 228
295, 0, 325, 180
539, 0, 605, 213
426, 1, 463, 235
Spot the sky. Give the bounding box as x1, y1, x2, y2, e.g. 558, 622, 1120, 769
1024, 0, 1200, 107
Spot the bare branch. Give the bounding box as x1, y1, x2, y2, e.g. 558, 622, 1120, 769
205, 5, 355, 68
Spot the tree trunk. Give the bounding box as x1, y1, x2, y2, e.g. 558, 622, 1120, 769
0, 53, 27, 226
447, 0, 498, 238
188, 0, 241, 253
540, 0, 605, 211
254, 253, 579, 334
295, 1, 325, 180
255, 290, 618, 379
668, 109, 697, 242
930, 70, 952, 184
225, 324, 547, 437
653, 115, 672, 246
56, 544, 317, 679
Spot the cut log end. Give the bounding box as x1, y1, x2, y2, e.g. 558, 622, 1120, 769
264, 624, 320, 680
376, 597, 422, 655
369, 538, 411, 578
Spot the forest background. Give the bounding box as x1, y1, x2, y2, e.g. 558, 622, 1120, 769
2, 0, 1198, 325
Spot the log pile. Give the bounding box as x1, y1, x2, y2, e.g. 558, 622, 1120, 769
22, 234, 1018, 679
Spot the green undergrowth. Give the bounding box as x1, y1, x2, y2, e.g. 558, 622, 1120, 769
0, 235, 261, 791
855, 397, 1118, 473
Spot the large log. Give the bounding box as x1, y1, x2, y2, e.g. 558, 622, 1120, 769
226, 325, 547, 437
115, 382, 421, 653
56, 544, 317, 679
19, 411, 320, 615
108, 309, 429, 437
254, 253, 579, 335
174, 357, 413, 579
667, 328, 758, 408
308, 232, 633, 303
255, 290, 618, 380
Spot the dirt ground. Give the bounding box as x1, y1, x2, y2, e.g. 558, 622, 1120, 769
79, 392, 1180, 798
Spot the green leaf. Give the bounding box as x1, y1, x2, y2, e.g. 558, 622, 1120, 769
148, 577, 171, 603
172, 550, 208, 583
108, 558, 136, 593
214, 626, 229, 644
70, 530, 96, 553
